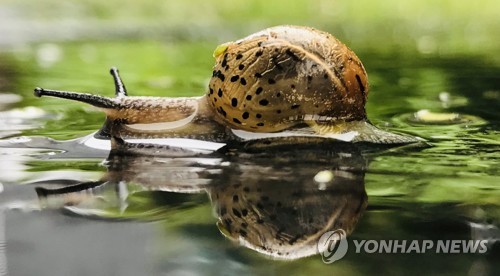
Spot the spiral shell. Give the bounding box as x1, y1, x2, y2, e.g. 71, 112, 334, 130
207, 25, 369, 132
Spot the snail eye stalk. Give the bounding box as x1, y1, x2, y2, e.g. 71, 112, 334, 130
33, 87, 118, 109
109, 67, 127, 97
33, 67, 127, 108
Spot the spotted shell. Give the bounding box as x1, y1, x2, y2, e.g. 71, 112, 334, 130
207, 25, 369, 133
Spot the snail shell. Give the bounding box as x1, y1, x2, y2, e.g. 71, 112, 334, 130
208, 25, 368, 132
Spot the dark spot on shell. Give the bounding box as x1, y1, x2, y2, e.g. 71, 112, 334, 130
291, 84, 295, 89
238, 64, 244, 70
220, 207, 227, 215
239, 229, 247, 237
225, 65, 229, 71
209, 88, 214, 94
257, 218, 264, 224
217, 107, 227, 117
240, 78, 247, 85
241, 222, 248, 228
231, 98, 238, 107
259, 99, 269, 106
233, 118, 242, 124
245, 95, 252, 100
216, 70, 225, 81
242, 112, 249, 119
241, 209, 248, 216
356, 74, 366, 94
236, 53, 243, 60
214, 98, 217, 102
257, 122, 264, 126
256, 87, 263, 95
277, 110, 281, 114
221, 58, 227, 68
307, 75, 313, 82
256, 114, 262, 118
276, 92, 281, 97
232, 208, 242, 218
255, 50, 263, 57
218, 88, 223, 97
268, 79, 276, 84
230, 75, 239, 82
285, 48, 301, 61
356, 74, 367, 105
254, 72, 262, 78
233, 195, 239, 202
324, 73, 329, 79
258, 42, 263, 47
291, 104, 300, 109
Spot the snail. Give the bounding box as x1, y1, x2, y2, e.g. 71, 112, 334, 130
34, 25, 419, 144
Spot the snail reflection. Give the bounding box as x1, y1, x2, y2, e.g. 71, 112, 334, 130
35, 139, 369, 260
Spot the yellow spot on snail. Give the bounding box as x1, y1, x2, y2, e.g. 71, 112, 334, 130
213, 42, 231, 58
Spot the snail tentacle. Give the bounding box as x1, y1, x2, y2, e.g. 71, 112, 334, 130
34, 87, 119, 109
110, 67, 128, 97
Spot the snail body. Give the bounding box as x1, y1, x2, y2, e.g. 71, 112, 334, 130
34, 25, 418, 144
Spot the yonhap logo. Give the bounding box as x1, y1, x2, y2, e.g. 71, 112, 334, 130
317, 229, 348, 263
317, 229, 493, 264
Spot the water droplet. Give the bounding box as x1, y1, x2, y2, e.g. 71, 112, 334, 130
314, 170, 334, 184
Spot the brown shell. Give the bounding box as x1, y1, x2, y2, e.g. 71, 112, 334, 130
207, 25, 369, 132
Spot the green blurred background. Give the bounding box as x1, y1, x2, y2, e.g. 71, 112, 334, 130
2, 0, 500, 54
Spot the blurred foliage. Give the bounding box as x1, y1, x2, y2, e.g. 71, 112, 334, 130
1, 0, 500, 56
